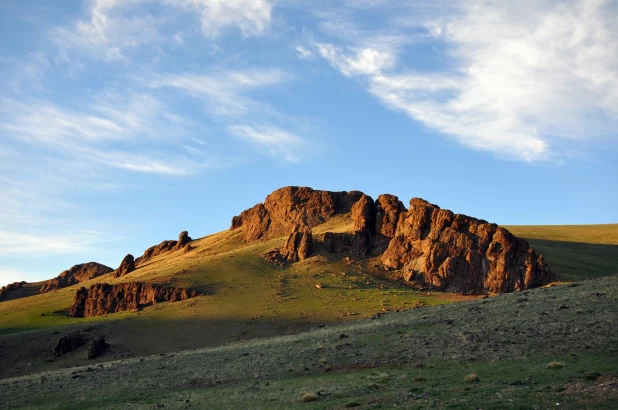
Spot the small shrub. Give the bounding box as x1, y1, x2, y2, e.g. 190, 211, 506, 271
584, 371, 602, 380
345, 402, 361, 408
413, 375, 425, 382
378, 373, 389, 382
301, 393, 318, 402
464, 374, 480, 383
547, 361, 566, 369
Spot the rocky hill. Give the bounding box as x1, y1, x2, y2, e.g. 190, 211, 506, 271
232, 186, 553, 294
39, 262, 114, 293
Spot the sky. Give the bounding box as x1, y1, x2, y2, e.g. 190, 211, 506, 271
0, 0, 617, 284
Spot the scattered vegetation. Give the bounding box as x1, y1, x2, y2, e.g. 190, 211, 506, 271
547, 361, 567, 369
464, 373, 480, 383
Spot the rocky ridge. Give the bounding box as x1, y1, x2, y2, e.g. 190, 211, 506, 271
40, 262, 114, 293
0, 281, 26, 301
232, 186, 553, 294
69, 282, 201, 318
135, 231, 193, 265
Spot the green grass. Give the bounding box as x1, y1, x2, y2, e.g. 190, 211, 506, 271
1, 274, 616, 409
504, 224, 618, 281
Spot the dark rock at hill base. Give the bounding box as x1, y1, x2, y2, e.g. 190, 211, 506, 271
40, 263, 113, 293
235, 186, 553, 294
135, 231, 193, 265
87, 336, 109, 359
69, 282, 201, 318
54, 332, 86, 356
0, 281, 26, 301
115, 254, 135, 277
231, 186, 363, 242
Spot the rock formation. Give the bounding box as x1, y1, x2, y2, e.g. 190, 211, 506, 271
0, 281, 26, 301
54, 332, 86, 356
231, 186, 363, 242
264, 226, 314, 264
115, 254, 135, 277
380, 198, 552, 293
235, 186, 553, 294
87, 336, 109, 359
135, 231, 193, 265
69, 282, 201, 318
40, 263, 113, 293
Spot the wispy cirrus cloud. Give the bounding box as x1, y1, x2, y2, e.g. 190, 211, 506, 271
311, 0, 618, 161
228, 124, 310, 163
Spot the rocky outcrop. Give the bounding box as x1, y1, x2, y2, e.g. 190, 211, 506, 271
69, 282, 201, 318
135, 231, 193, 265
264, 227, 314, 264
237, 186, 552, 294
115, 254, 135, 277
54, 332, 86, 356
0, 281, 26, 301
324, 230, 372, 256
381, 198, 552, 293
231, 187, 364, 242
40, 263, 113, 293
87, 336, 109, 359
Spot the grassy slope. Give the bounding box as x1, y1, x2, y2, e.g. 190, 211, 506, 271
0, 215, 472, 378
505, 224, 618, 281
1, 274, 616, 409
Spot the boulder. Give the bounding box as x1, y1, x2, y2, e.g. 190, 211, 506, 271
115, 254, 135, 277
69, 282, 201, 318
264, 227, 314, 264
86, 336, 109, 359
175, 231, 192, 250
54, 332, 86, 356
40, 263, 113, 293
351, 194, 375, 233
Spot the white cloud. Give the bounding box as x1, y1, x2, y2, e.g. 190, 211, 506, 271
0, 266, 37, 285
0, 230, 105, 257
228, 125, 309, 163
296, 45, 315, 60
149, 69, 291, 116
164, 0, 273, 38
314, 0, 618, 161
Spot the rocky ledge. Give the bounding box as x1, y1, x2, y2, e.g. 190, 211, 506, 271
69, 282, 201, 318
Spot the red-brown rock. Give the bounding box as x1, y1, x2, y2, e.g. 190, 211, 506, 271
135, 231, 193, 265
0, 281, 26, 301
264, 226, 314, 264
375, 194, 406, 238
69, 282, 201, 318
54, 332, 86, 356
352, 194, 375, 233
231, 187, 363, 242
324, 229, 372, 256
381, 198, 552, 293
40, 263, 113, 293
115, 254, 135, 277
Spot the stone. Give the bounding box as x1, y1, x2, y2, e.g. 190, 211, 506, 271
351, 194, 375, 233
115, 254, 135, 277
135, 231, 193, 265
69, 282, 201, 318
86, 336, 109, 359
0, 281, 26, 301
231, 186, 363, 242
264, 227, 314, 264
40, 263, 113, 293
54, 332, 86, 356
380, 198, 553, 293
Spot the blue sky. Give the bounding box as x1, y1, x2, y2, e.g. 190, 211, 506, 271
1, 0, 617, 284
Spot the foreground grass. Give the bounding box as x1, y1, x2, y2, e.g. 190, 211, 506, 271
2, 274, 616, 409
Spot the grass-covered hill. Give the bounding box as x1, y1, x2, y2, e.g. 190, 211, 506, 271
1, 273, 616, 409
0, 204, 616, 408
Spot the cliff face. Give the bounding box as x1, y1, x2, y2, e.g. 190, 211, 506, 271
135, 231, 193, 266
232, 186, 553, 294
40, 262, 113, 293
69, 282, 201, 318
380, 198, 552, 293
231, 186, 363, 242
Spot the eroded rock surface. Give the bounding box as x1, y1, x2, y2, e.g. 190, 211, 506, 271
381, 198, 552, 293
231, 186, 363, 242
40, 263, 113, 293
69, 282, 201, 318
237, 186, 553, 294
87, 336, 109, 359
115, 254, 135, 277
135, 231, 193, 265
0, 281, 26, 301
54, 332, 86, 356
264, 227, 314, 264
